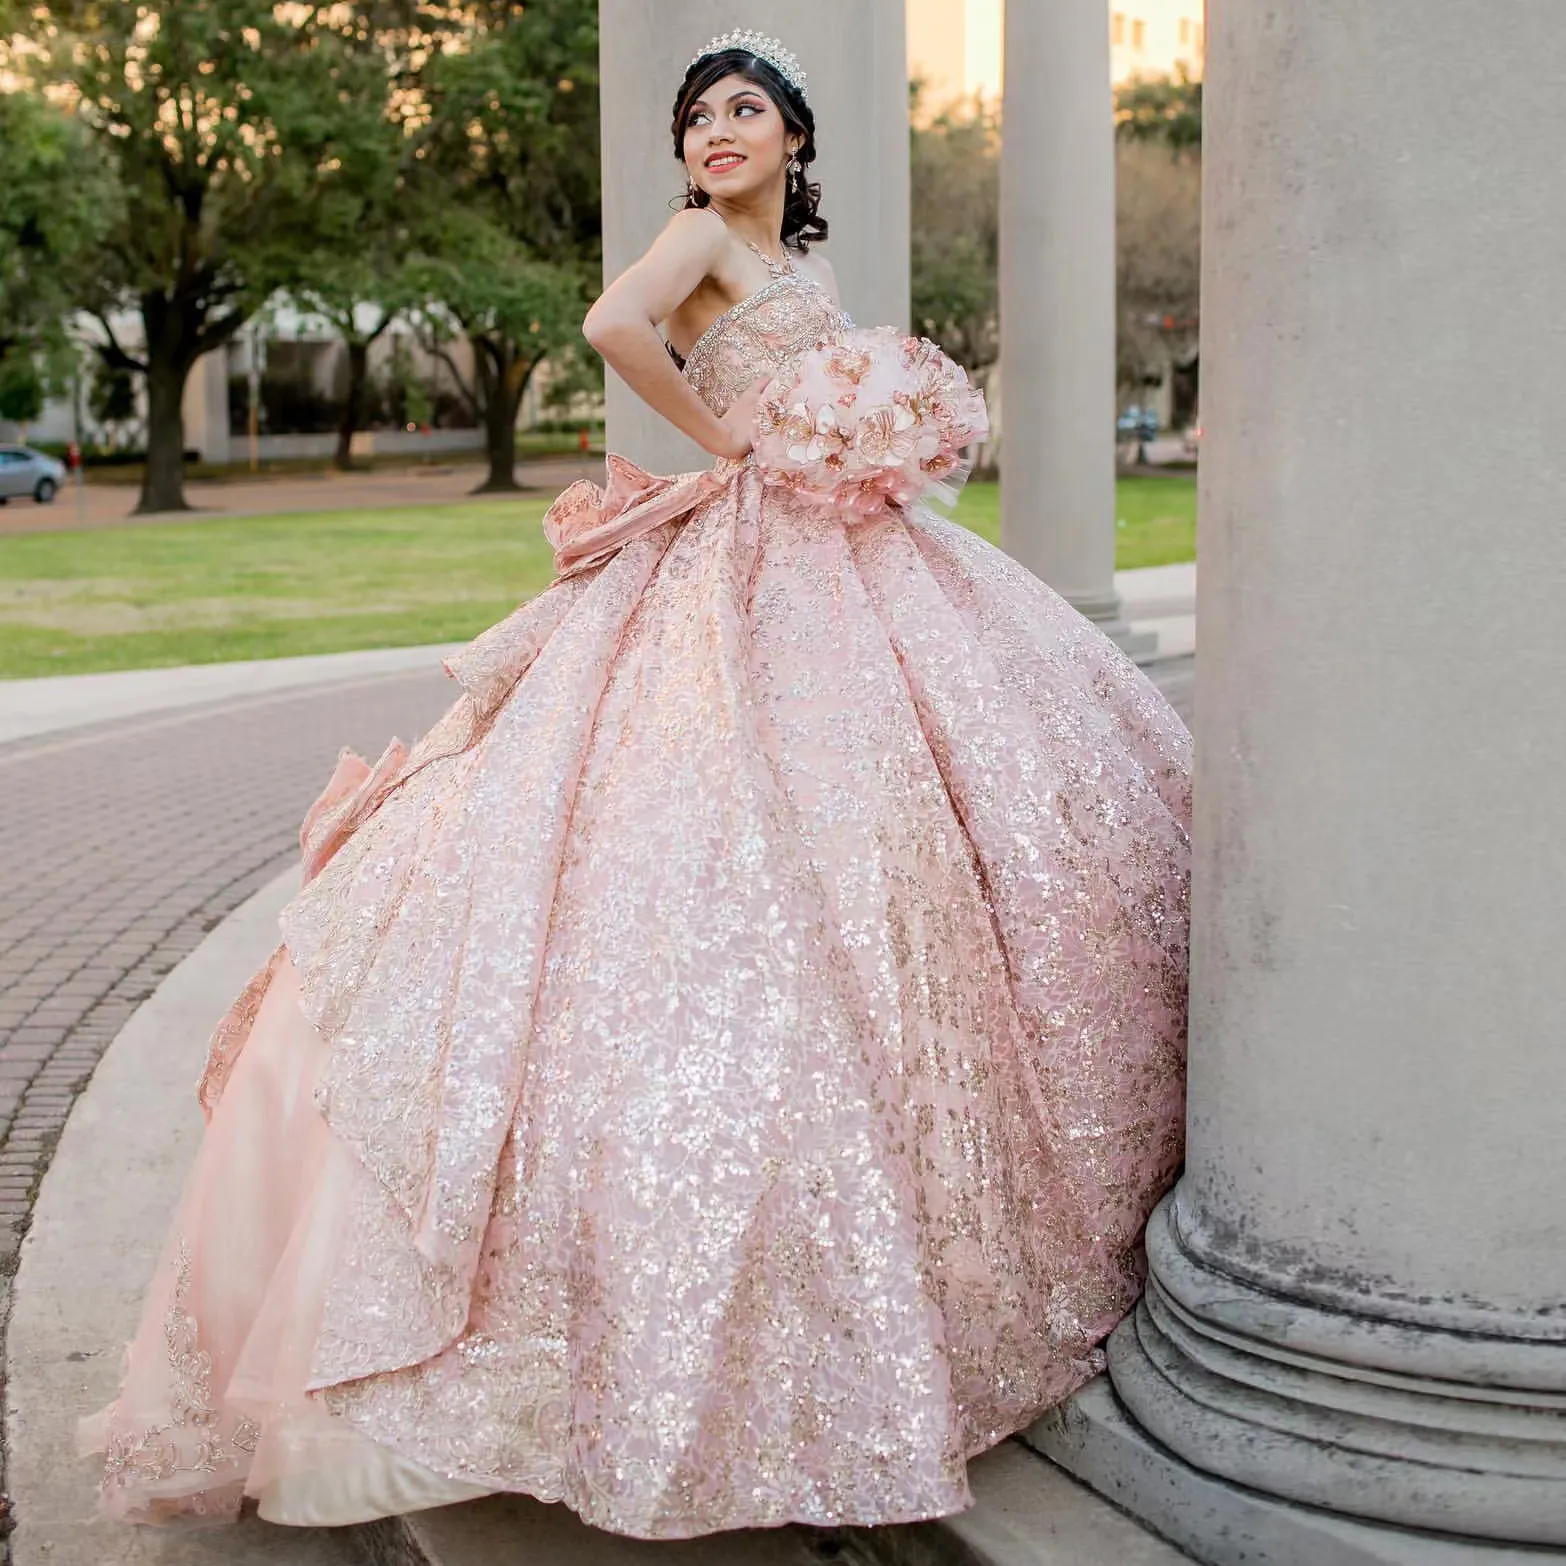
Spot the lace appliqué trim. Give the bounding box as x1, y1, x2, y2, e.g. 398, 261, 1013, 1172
100, 1241, 260, 1505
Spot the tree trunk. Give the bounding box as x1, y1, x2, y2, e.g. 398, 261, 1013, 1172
334, 339, 370, 471
478, 389, 522, 492
471, 335, 533, 494
137, 356, 194, 514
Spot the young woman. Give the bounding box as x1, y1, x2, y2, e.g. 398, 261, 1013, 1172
83, 33, 1191, 1541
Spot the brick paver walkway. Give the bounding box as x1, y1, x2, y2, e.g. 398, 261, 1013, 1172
0, 669, 455, 1265
0, 647, 1192, 1532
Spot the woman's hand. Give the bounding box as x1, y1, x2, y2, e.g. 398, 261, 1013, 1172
708, 374, 771, 460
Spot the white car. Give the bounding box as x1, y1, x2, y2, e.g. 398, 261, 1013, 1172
0, 445, 66, 504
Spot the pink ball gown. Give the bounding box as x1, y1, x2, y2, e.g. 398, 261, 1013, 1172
81, 265, 1192, 1538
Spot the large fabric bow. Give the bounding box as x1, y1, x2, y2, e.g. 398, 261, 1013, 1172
543, 453, 728, 579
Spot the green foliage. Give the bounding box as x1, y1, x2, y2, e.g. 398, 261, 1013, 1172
0, 88, 114, 370
407, 212, 587, 364
1116, 139, 1201, 398
19, 1, 433, 507
1110, 71, 1203, 401
284, 11, 447, 357
89, 364, 138, 428
0, 356, 46, 425
415, 0, 602, 269
405, 0, 601, 486
36, 2, 405, 339
910, 96, 1000, 381
1115, 69, 1203, 156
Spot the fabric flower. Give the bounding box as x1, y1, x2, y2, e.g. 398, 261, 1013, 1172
752, 326, 988, 518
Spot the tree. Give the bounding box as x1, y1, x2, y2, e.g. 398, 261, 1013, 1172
0, 357, 45, 441
308, 284, 405, 471
1115, 68, 1202, 157
0, 88, 114, 394
411, 0, 601, 490
1113, 71, 1202, 422
286, 8, 462, 471
1116, 139, 1201, 411
89, 363, 140, 450
909, 94, 1001, 386
406, 216, 588, 488
26, 2, 412, 512
295, 217, 422, 469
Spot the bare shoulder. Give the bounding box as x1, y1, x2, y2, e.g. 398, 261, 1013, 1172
793, 247, 840, 303
659, 205, 730, 259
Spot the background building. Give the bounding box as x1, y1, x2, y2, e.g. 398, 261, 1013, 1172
908, 0, 1204, 112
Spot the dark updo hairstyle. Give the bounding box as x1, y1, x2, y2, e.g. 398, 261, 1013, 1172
670, 49, 828, 253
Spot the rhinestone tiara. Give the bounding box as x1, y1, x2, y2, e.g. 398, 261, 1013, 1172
688, 30, 808, 100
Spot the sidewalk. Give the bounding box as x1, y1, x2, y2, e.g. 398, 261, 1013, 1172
1117, 561, 1195, 661
0, 642, 466, 746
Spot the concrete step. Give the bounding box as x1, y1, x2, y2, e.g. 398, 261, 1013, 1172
832, 1443, 1191, 1566
355, 1495, 834, 1566
355, 1442, 1192, 1566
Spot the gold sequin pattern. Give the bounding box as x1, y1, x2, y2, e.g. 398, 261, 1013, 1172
90, 271, 1191, 1538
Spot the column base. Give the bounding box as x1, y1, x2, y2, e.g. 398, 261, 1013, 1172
1067, 589, 1162, 664
1025, 1378, 1549, 1566
1025, 1194, 1566, 1561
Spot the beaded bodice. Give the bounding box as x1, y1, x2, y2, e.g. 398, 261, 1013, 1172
680, 272, 852, 416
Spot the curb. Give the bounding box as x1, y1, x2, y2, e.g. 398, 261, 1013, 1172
3, 867, 356, 1566
0, 642, 467, 747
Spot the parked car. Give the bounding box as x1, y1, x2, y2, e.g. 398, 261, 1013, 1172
0, 445, 66, 504
1116, 405, 1159, 443
1182, 421, 1203, 456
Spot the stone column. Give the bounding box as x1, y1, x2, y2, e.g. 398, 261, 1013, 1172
1030, 2, 1566, 1560
999, 0, 1151, 659
598, 0, 908, 474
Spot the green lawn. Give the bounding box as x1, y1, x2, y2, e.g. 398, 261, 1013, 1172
0, 475, 1194, 679
943, 473, 1198, 571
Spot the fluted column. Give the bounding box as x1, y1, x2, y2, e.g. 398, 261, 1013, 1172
999, 0, 1152, 659
1029, 2, 1566, 1560
597, 0, 908, 474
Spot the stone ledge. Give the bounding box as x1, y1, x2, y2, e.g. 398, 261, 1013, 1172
357, 1442, 1190, 1566
839, 1441, 1191, 1566
355, 1493, 831, 1566
1026, 1375, 1552, 1566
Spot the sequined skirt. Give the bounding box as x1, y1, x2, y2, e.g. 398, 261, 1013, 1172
82, 465, 1192, 1538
